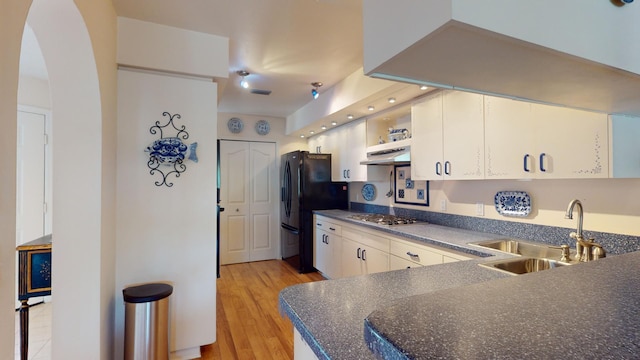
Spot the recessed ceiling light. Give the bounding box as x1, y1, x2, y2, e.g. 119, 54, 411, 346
331, 121, 337, 126
300, 134, 305, 138
310, 130, 315, 134
368, 106, 375, 111
321, 125, 327, 130
420, 85, 429, 90
347, 114, 354, 120
388, 97, 396, 103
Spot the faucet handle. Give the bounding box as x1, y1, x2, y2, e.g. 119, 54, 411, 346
592, 244, 606, 260
559, 244, 571, 262
569, 232, 580, 240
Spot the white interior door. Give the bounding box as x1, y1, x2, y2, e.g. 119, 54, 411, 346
220, 141, 278, 264
248, 142, 278, 261
16, 109, 48, 308
16, 110, 46, 245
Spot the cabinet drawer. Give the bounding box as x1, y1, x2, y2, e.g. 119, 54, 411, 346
315, 219, 342, 235
390, 240, 443, 266
344, 229, 390, 253
390, 255, 423, 270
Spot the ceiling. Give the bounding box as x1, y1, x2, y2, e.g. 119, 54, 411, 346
112, 0, 365, 118
19, 0, 428, 134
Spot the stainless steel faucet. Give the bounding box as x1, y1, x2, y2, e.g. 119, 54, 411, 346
564, 199, 606, 261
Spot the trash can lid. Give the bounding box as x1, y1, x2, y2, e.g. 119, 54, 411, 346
123, 283, 173, 303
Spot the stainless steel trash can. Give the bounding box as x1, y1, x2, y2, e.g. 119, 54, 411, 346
123, 283, 173, 360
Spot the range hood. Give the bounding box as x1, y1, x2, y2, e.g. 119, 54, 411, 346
360, 140, 410, 165
363, 2, 640, 117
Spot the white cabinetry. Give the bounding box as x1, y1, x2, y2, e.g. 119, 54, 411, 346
313, 217, 342, 279
484, 95, 609, 179
315, 215, 474, 278
411, 90, 484, 180
341, 227, 389, 277
609, 114, 640, 178
308, 119, 368, 182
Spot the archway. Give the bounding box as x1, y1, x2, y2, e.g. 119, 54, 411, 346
8, 0, 113, 358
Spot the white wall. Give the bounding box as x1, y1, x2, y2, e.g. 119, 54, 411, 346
0, 1, 29, 357
218, 112, 308, 155
116, 69, 217, 359
17, 76, 50, 109
351, 177, 640, 237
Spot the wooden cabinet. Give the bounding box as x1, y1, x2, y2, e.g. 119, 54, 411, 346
411, 91, 484, 180
485, 95, 609, 179
313, 217, 342, 279
609, 114, 640, 178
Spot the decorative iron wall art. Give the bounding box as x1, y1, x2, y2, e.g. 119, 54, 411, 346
145, 112, 198, 187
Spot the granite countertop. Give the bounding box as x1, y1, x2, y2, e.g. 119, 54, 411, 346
279, 210, 512, 359
365, 251, 640, 359
279, 209, 639, 359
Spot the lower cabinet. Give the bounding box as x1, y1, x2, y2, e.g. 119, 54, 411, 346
314, 218, 342, 279
314, 215, 474, 279
341, 237, 390, 277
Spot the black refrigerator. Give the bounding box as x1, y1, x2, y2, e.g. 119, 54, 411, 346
281, 151, 349, 273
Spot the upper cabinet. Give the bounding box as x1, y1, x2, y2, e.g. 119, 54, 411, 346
609, 114, 640, 178
308, 119, 369, 182
485, 96, 609, 179
411, 90, 484, 180
363, 1, 640, 118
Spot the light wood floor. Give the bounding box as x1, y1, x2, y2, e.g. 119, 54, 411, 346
200, 260, 325, 360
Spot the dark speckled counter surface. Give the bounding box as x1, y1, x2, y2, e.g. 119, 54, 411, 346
278, 210, 640, 359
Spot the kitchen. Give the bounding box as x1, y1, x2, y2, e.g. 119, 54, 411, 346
2, 0, 640, 359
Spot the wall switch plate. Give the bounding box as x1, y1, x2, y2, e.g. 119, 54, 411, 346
476, 202, 484, 216
440, 199, 447, 211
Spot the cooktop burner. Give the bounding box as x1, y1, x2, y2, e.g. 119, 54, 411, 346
348, 213, 422, 226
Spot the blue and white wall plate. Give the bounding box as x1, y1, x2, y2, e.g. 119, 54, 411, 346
494, 191, 531, 217
255, 119, 270, 135
227, 117, 244, 133
361, 183, 376, 201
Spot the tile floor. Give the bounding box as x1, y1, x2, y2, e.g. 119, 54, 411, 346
14, 302, 51, 360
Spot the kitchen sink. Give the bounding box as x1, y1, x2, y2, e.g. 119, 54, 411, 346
471, 239, 566, 259
479, 257, 571, 275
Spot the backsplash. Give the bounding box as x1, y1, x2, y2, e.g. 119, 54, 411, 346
350, 202, 640, 255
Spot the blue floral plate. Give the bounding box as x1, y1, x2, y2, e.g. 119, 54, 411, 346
494, 191, 531, 217
362, 183, 376, 201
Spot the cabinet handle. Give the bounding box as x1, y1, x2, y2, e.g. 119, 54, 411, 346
325, 235, 329, 244
362, 249, 367, 261
436, 162, 442, 176
347, 169, 351, 179
539, 153, 547, 172
406, 251, 419, 258
317, 146, 321, 154
444, 161, 451, 176
317, 223, 321, 226
357, 247, 361, 259
329, 227, 336, 231
343, 170, 347, 179
523, 154, 530, 172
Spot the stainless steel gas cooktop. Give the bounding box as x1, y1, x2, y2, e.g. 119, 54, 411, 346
348, 213, 422, 226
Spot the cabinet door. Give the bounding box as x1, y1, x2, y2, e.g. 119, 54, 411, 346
609, 114, 640, 178
442, 91, 485, 179
360, 246, 389, 275
314, 228, 330, 276
411, 92, 443, 180
484, 95, 535, 179
341, 237, 364, 277
532, 103, 609, 179
344, 119, 368, 181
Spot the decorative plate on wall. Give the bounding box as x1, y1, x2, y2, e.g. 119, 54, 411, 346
227, 117, 244, 134
361, 183, 376, 201
494, 191, 531, 217
255, 119, 271, 135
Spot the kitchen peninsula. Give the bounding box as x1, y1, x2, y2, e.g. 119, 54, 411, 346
279, 210, 640, 359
